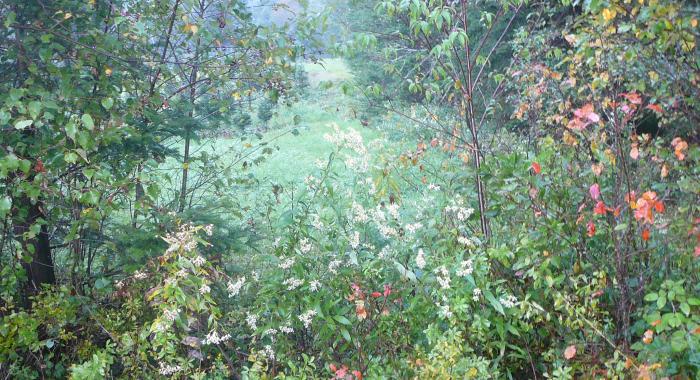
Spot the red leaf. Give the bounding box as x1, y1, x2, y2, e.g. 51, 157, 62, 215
531, 161, 542, 175
646, 103, 663, 113
589, 183, 601, 200
593, 201, 607, 215
641, 228, 650, 241
371, 291, 382, 298
587, 221, 596, 237
622, 92, 642, 105
383, 284, 392, 297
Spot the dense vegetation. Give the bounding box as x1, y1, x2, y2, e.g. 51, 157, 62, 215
1, 0, 698, 378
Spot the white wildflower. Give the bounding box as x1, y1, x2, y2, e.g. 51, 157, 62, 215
500, 294, 518, 308
282, 277, 304, 291
428, 183, 440, 191
435, 266, 451, 289
456, 259, 474, 277
405, 222, 423, 234
246, 313, 258, 330
280, 324, 294, 334
351, 202, 369, 223
349, 231, 360, 249
203, 224, 214, 236
199, 283, 211, 295
298, 309, 317, 329
309, 280, 321, 292
472, 288, 482, 301
204, 330, 231, 345
192, 255, 206, 267
159, 363, 182, 376
227, 277, 245, 297
415, 248, 426, 269
278, 257, 295, 270
387, 203, 400, 219
299, 238, 312, 254
328, 259, 342, 274
263, 345, 275, 361
133, 271, 147, 280
163, 308, 180, 322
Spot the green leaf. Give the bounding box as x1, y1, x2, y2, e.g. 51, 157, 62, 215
644, 293, 658, 302
680, 302, 690, 316
14, 119, 33, 130
333, 315, 351, 326
101, 97, 114, 110
340, 328, 351, 342
485, 290, 505, 316
0, 196, 11, 218
65, 121, 77, 141
81, 114, 94, 130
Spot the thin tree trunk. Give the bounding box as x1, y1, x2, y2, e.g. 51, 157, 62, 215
178, 31, 201, 212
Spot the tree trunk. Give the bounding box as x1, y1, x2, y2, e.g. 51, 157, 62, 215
13, 197, 55, 305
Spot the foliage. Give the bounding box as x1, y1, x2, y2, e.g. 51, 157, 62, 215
1, 0, 699, 378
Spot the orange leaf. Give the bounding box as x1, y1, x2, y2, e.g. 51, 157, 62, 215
564, 345, 577, 360
531, 161, 542, 175
641, 228, 650, 241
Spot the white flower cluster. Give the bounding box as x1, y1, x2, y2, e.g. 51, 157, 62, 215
298, 309, 317, 329
203, 224, 214, 236
349, 231, 360, 249
199, 283, 211, 295
163, 308, 180, 322
227, 277, 245, 297
500, 294, 518, 308
262, 328, 278, 342
192, 255, 206, 267
445, 205, 474, 221
323, 124, 369, 172
472, 288, 482, 301
456, 259, 474, 277
457, 235, 474, 247
204, 330, 231, 345
437, 297, 453, 319
279, 323, 294, 334
435, 266, 451, 289
351, 202, 369, 223
415, 249, 426, 269
427, 183, 441, 191
299, 238, 312, 254
163, 223, 199, 254
246, 313, 258, 330
283, 277, 304, 290
159, 363, 182, 376
278, 257, 295, 270
328, 259, 343, 274
309, 280, 321, 292
378, 245, 392, 259
386, 203, 400, 219
405, 222, 422, 234
133, 270, 147, 280
263, 345, 275, 361
379, 225, 397, 239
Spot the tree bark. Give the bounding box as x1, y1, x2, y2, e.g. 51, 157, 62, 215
13, 197, 55, 306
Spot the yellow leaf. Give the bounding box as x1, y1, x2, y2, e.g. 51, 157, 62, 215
602, 8, 616, 22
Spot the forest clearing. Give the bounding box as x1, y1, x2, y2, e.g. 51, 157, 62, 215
1, 0, 699, 379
